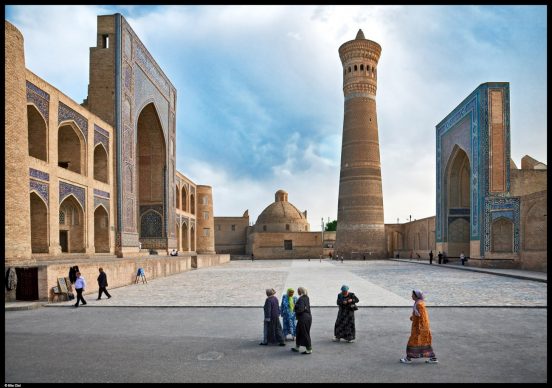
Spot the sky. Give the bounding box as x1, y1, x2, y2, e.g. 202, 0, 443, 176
5, 5, 547, 230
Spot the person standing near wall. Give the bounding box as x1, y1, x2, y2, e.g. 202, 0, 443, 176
429, 250, 434, 265
96, 267, 112, 300
74, 272, 87, 307
437, 251, 443, 264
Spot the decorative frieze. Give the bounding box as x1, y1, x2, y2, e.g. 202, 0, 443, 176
29, 168, 49, 181
26, 81, 50, 122
30, 179, 49, 205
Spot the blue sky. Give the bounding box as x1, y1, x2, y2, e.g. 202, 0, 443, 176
6, 5, 547, 230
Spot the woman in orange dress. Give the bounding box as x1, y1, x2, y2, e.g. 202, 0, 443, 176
400, 290, 439, 364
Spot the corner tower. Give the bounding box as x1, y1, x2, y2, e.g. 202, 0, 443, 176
335, 29, 386, 259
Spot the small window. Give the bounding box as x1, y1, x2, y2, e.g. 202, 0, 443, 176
59, 211, 65, 224
203, 228, 210, 237
231, 224, 236, 231
348, 67, 351, 73
102, 34, 109, 49
284, 240, 293, 250
354, 65, 357, 71
360, 64, 364, 71
263, 225, 267, 231
203, 211, 209, 220
202, 196, 208, 205
286, 224, 290, 231
216, 224, 221, 231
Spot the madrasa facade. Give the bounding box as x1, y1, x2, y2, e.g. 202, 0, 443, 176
5, 14, 228, 303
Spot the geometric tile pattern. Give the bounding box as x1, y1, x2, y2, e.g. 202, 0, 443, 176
93, 188, 110, 198
29, 168, 49, 181
94, 124, 109, 152
58, 101, 88, 142
484, 196, 520, 252
30, 179, 49, 205
59, 181, 85, 210
26, 81, 50, 122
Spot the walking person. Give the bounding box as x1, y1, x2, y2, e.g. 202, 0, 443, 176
291, 287, 312, 354
74, 271, 87, 307
96, 267, 112, 300
260, 288, 285, 346
251, 253, 255, 261
437, 251, 443, 265
333, 285, 359, 343
429, 250, 434, 265
400, 290, 439, 364
281, 288, 298, 341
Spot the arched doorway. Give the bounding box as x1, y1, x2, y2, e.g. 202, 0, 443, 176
492, 218, 513, 252
58, 124, 85, 174
93, 144, 109, 183
136, 103, 166, 248
94, 205, 109, 253
30, 192, 48, 253
190, 194, 195, 215
27, 105, 47, 161
445, 146, 471, 256
59, 195, 85, 253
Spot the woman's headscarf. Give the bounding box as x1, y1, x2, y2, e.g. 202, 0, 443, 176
287, 288, 295, 311
412, 289, 424, 316
266, 288, 276, 297
297, 287, 308, 296
341, 285, 349, 292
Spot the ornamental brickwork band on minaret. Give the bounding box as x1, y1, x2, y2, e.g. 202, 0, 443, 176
335, 29, 387, 259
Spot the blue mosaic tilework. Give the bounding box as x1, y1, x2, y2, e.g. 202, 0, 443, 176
140, 209, 163, 238
94, 130, 109, 152
134, 43, 170, 97
94, 196, 110, 212
26, 81, 50, 122
29, 168, 49, 181
30, 179, 49, 205
93, 189, 110, 198
94, 124, 110, 138
58, 101, 88, 142
484, 197, 520, 252
59, 181, 85, 209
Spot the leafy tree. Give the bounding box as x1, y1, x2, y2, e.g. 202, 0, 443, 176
325, 219, 337, 231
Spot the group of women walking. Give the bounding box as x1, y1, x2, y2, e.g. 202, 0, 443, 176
262, 285, 439, 363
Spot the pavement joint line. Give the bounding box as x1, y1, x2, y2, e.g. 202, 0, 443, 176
37, 305, 548, 309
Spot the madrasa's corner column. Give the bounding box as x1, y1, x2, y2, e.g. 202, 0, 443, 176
196, 185, 215, 254
5, 21, 33, 265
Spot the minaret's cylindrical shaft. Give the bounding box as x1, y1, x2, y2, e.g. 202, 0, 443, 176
335, 30, 386, 259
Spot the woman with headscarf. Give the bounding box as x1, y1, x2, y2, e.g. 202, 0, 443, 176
400, 289, 439, 364
333, 284, 359, 343
260, 288, 285, 346
281, 288, 298, 341
291, 287, 312, 354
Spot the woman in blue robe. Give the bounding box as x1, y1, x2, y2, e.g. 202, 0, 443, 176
280, 288, 298, 340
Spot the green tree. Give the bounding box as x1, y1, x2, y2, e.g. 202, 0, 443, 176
325, 219, 337, 231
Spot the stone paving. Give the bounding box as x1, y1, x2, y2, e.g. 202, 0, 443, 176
52, 259, 546, 308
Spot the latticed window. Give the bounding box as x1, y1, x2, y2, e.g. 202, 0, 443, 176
203, 228, 210, 237
59, 211, 65, 224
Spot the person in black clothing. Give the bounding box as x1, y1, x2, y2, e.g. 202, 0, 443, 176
291, 287, 312, 354
96, 267, 112, 300
69, 265, 79, 284
333, 285, 359, 343
437, 251, 443, 264
429, 250, 434, 265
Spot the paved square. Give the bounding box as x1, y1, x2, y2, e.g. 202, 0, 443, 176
5, 260, 547, 383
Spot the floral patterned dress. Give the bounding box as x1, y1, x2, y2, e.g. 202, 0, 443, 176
281, 294, 298, 337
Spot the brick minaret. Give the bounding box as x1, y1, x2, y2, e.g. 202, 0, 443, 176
335, 29, 386, 259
